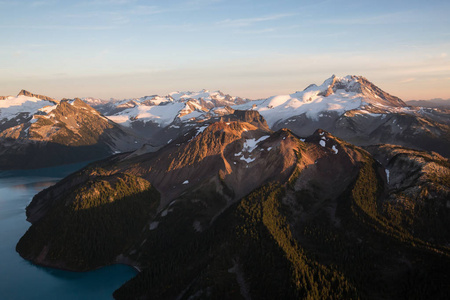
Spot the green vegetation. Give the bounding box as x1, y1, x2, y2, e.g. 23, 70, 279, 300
16, 173, 160, 270
293, 152, 450, 299
16, 131, 450, 299
237, 184, 357, 299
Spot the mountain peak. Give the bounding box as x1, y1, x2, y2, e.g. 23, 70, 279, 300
220, 110, 270, 131
316, 75, 406, 107
17, 90, 58, 104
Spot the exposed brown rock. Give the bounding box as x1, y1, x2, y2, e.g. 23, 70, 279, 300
18, 89, 58, 104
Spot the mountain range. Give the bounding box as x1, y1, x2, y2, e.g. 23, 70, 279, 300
1, 75, 449, 170
83, 75, 450, 157
3, 76, 450, 299
17, 110, 450, 299
406, 98, 450, 109
0, 91, 145, 169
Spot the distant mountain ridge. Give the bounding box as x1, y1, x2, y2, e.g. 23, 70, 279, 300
82, 75, 450, 158
0, 91, 145, 169
17, 89, 59, 104
407, 98, 450, 109
1, 75, 449, 170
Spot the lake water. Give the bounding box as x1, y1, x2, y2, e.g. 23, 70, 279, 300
0, 164, 137, 300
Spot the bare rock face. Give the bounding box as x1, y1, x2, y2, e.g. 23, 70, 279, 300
365, 144, 450, 244
318, 75, 406, 107
0, 96, 145, 170
17, 90, 58, 104
355, 76, 406, 107
221, 110, 270, 130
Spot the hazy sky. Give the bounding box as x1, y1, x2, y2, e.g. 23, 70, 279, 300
1, 0, 449, 100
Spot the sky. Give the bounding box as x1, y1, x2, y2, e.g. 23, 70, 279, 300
0, 0, 449, 100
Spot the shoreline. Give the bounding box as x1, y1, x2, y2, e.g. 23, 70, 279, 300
16, 251, 141, 275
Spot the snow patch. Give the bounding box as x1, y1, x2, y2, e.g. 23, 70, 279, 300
385, 169, 390, 183
242, 135, 270, 153
240, 156, 256, 163
149, 222, 159, 230
195, 125, 209, 136
0, 96, 55, 121
319, 140, 326, 147
106, 101, 185, 127
332, 145, 338, 154
183, 180, 189, 184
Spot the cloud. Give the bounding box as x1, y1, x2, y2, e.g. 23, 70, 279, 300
88, 0, 138, 5
320, 11, 415, 25
66, 4, 163, 25
30, 0, 57, 7
235, 24, 302, 35
217, 13, 295, 28
400, 78, 416, 83
148, 23, 203, 33
236, 28, 277, 34
128, 5, 163, 16
0, 24, 115, 30
13, 50, 24, 58
0, 0, 19, 5
186, 0, 223, 5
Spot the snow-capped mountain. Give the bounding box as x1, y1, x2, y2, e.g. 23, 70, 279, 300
230, 75, 449, 157
233, 75, 406, 127
407, 98, 450, 109
84, 75, 449, 157
2, 75, 449, 170
84, 90, 248, 125
0, 91, 58, 134
83, 90, 250, 145
0, 91, 145, 169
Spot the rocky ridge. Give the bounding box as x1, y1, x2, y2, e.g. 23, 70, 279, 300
82, 76, 450, 158
16, 110, 450, 299
0, 92, 146, 169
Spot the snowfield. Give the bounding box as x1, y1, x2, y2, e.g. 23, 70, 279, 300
108, 102, 186, 127
232, 76, 365, 127
0, 95, 56, 121
80, 75, 418, 132
242, 136, 270, 153
97, 90, 247, 128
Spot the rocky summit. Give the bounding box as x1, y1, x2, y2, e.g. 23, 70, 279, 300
0, 92, 145, 169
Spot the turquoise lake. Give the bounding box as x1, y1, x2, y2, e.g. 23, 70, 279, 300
0, 164, 138, 300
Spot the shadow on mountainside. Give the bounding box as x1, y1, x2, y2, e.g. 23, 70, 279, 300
0, 127, 132, 170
